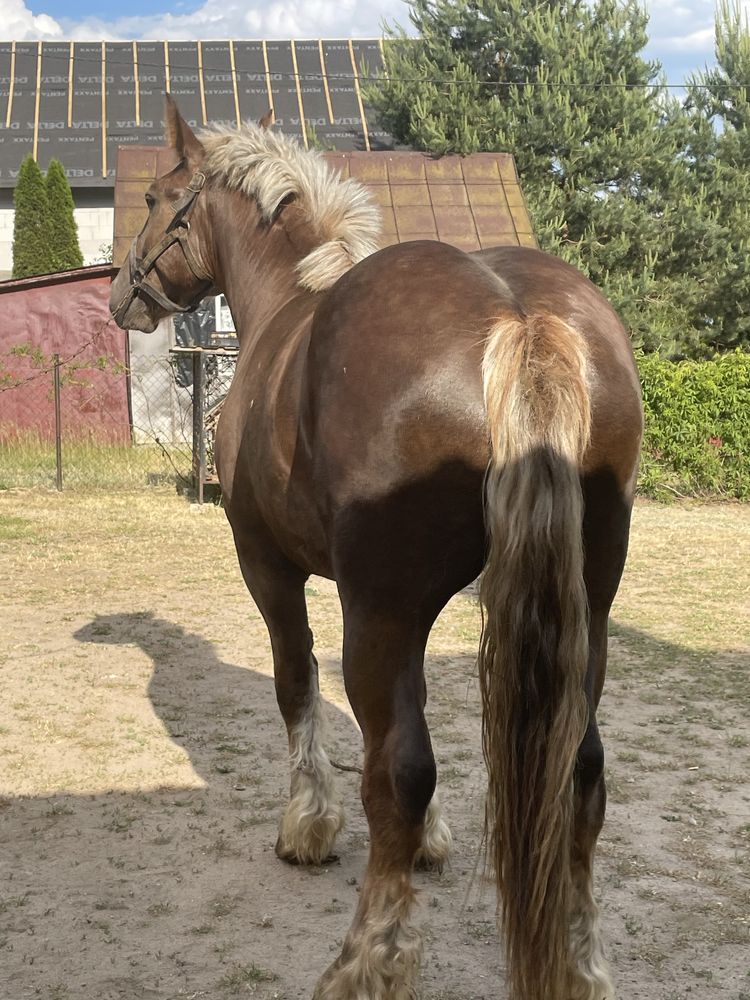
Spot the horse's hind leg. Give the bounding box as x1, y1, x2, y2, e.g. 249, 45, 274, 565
568, 645, 614, 1000
234, 535, 344, 864
568, 483, 634, 1000
314, 605, 435, 1000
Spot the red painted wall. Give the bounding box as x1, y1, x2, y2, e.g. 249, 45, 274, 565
0, 267, 130, 442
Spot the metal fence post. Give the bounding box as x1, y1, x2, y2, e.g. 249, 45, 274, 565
191, 349, 206, 504
53, 354, 63, 492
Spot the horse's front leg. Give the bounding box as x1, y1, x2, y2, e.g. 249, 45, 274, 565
314, 608, 435, 1000
235, 534, 344, 864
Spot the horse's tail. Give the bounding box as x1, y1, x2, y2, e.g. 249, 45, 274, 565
479, 312, 591, 1000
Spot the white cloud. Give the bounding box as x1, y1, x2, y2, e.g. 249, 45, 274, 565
2, 0, 62, 39
16, 0, 412, 41
643, 0, 748, 53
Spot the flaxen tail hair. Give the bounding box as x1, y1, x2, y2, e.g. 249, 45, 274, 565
479, 312, 591, 1000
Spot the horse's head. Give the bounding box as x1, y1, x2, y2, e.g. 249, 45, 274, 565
110, 97, 218, 332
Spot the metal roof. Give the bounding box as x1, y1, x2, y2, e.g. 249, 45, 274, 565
0, 39, 391, 188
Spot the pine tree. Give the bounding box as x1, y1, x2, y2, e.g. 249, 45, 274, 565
369, 0, 716, 356
12, 155, 54, 279
686, 1, 750, 351
46, 159, 84, 272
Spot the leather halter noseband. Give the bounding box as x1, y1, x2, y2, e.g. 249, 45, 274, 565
112, 170, 216, 325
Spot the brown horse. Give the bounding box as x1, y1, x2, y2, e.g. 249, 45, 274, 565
110, 97, 642, 1000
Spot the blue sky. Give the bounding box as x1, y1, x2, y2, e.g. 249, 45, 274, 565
4, 0, 744, 84
32, 0, 194, 15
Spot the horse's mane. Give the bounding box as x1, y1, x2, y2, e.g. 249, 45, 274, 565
199, 122, 383, 293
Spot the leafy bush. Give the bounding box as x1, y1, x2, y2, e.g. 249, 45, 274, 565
638, 350, 750, 499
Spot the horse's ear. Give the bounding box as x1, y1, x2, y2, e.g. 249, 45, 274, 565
165, 94, 204, 164
258, 108, 275, 130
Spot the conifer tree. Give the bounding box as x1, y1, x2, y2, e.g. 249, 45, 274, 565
686, 0, 750, 351
46, 159, 84, 272
12, 155, 54, 279
368, 0, 715, 356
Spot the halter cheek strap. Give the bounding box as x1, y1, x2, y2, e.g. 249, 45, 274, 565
112, 170, 217, 326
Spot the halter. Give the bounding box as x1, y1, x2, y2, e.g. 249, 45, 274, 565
112, 170, 217, 326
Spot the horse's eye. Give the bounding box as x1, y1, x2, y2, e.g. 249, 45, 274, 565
145, 194, 156, 209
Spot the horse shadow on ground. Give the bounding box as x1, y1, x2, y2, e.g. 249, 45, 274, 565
0, 613, 370, 1000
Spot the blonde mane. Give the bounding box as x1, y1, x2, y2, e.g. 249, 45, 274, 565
199, 122, 383, 293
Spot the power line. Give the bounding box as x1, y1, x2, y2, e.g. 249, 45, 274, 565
1, 45, 745, 92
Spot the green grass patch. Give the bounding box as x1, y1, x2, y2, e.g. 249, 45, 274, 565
0, 513, 33, 539
0, 432, 190, 491
218, 963, 278, 993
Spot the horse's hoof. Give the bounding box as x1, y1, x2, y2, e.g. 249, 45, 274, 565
413, 854, 444, 874
275, 836, 338, 866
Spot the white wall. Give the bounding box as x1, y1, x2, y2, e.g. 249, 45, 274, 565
0, 204, 114, 278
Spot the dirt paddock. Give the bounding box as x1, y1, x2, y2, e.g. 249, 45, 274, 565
0, 491, 748, 1000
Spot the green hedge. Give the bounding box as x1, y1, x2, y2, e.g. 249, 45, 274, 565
637, 350, 750, 500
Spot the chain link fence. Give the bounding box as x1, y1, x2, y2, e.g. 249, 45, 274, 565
0, 347, 237, 494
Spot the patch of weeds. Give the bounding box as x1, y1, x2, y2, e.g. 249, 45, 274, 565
204, 834, 241, 858
213, 939, 237, 959
215, 742, 251, 756
441, 766, 466, 783
218, 963, 278, 993
728, 733, 748, 748
191, 923, 214, 935
46, 801, 74, 818
0, 514, 32, 540
147, 901, 174, 917
236, 814, 270, 830
105, 809, 137, 832
624, 914, 643, 936
88, 918, 117, 944
464, 918, 495, 942
210, 894, 241, 919
94, 898, 128, 911
234, 771, 263, 787
605, 772, 636, 804
0, 893, 29, 913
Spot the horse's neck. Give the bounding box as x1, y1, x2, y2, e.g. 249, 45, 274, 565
211, 190, 315, 349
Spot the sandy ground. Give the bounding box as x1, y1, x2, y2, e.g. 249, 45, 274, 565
0, 492, 748, 1000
